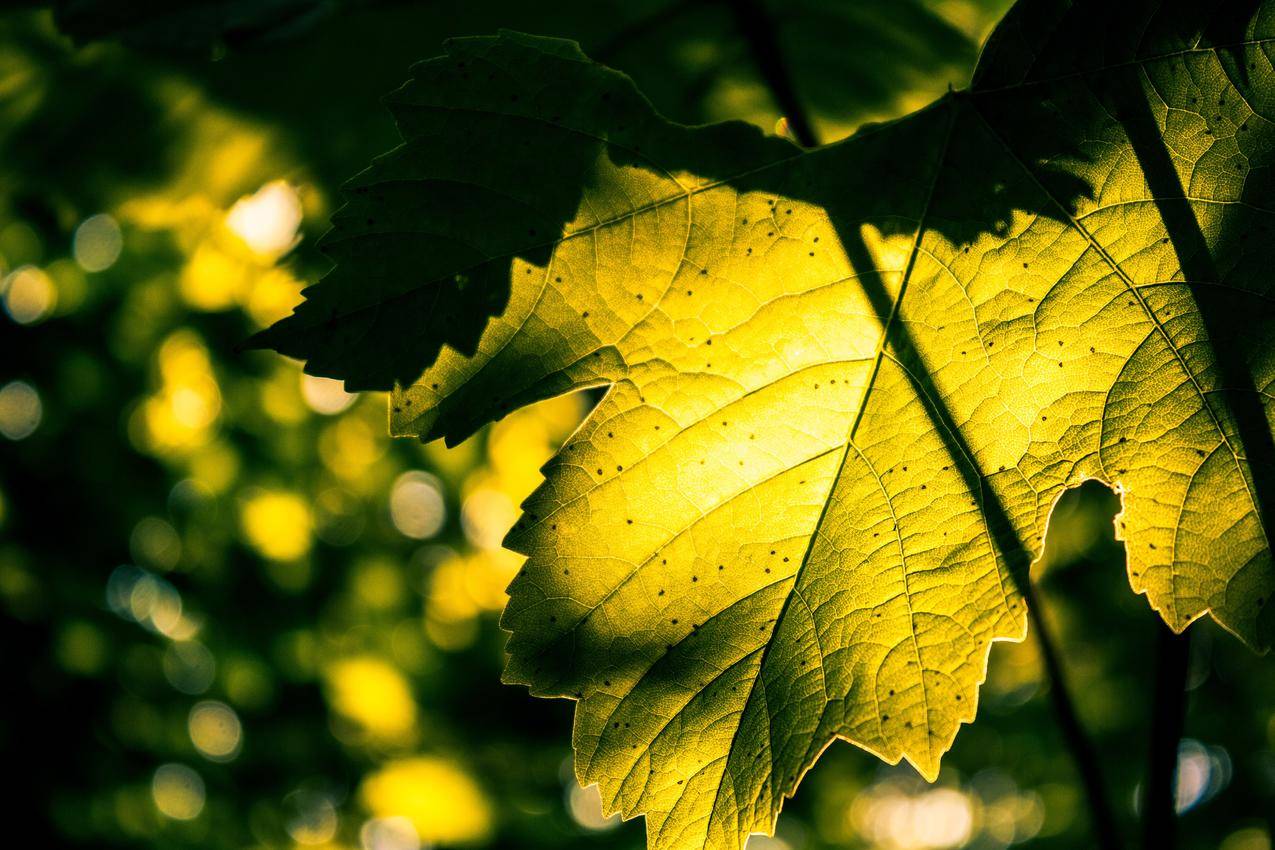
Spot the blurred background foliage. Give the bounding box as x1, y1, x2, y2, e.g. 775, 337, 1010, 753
0, 2, 1272, 850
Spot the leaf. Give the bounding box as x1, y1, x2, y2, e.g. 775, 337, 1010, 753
47, 0, 1008, 143
255, 3, 1275, 848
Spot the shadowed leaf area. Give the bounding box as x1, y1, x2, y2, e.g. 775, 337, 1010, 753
256, 1, 1275, 848
45, 0, 1012, 142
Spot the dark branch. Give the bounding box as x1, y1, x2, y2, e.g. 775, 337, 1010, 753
725, 0, 819, 147
1143, 623, 1191, 849
1115, 52, 1273, 850
1026, 592, 1125, 850
839, 227, 1124, 850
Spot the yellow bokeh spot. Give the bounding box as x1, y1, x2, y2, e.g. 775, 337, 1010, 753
188, 700, 243, 761
260, 364, 309, 425
152, 764, 205, 820
45, 258, 88, 315
422, 434, 482, 483
351, 558, 406, 611
137, 331, 222, 456
483, 393, 585, 498
114, 105, 311, 323
241, 490, 312, 562
390, 471, 446, 540
850, 782, 977, 850
222, 655, 274, 710
181, 241, 247, 311
246, 266, 305, 328
56, 620, 107, 675
301, 374, 357, 416
1221, 828, 1272, 850
188, 441, 240, 494
225, 180, 303, 258
2, 263, 56, 323
319, 411, 387, 485
324, 656, 417, 746
459, 488, 516, 551
424, 615, 479, 653
0, 380, 42, 441
0, 220, 42, 266
359, 757, 491, 845
73, 213, 123, 273
427, 549, 522, 626
567, 781, 621, 832
1, 265, 55, 324
986, 631, 1042, 699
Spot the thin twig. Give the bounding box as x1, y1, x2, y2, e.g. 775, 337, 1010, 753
1143, 624, 1191, 849
725, 0, 819, 148
1023, 585, 1123, 850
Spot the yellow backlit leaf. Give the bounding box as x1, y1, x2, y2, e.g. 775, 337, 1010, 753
257, 7, 1275, 850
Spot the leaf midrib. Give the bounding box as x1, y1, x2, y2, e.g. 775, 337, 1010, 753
690, 97, 962, 836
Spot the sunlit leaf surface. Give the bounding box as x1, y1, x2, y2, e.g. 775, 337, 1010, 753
259, 2, 1274, 848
